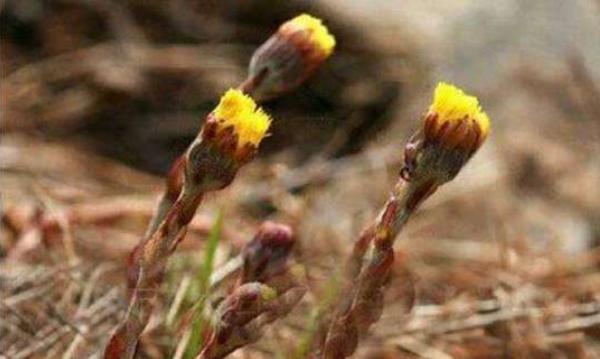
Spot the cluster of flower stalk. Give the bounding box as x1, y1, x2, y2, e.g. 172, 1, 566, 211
104, 14, 335, 359
104, 13, 492, 359
198, 222, 306, 359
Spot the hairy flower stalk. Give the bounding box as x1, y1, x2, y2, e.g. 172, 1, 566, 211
104, 90, 271, 359
197, 223, 306, 359
320, 82, 490, 358
242, 13, 336, 101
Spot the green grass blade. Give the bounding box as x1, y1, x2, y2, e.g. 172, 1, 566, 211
183, 210, 222, 359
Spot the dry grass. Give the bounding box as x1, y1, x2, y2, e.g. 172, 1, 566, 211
2, 1, 600, 358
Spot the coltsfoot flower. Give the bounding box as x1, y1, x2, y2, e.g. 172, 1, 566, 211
424, 82, 490, 150
401, 82, 490, 185
279, 14, 336, 58
200, 89, 271, 163
245, 13, 336, 100
212, 89, 271, 148
186, 89, 271, 190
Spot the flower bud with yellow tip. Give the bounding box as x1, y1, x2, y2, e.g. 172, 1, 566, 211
185, 89, 271, 191
243, 13, 336, 100
401, 82, 490, 186
205, 89, 271, 160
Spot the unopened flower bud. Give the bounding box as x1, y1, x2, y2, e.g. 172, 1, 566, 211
214, 282, 277, 330
241, 221, 295, 283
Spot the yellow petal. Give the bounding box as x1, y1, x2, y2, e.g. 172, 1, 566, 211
213, 89, 271, 147
429, 82, 490, 138
285, 14, 336, 57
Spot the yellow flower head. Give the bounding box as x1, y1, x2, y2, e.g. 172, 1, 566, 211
402, 83, 490, 185
283, 14, 336, 57
213, 89, 271, 148
428, 82, 490, 139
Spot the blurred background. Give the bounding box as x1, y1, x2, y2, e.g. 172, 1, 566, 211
1, 0, 599, 358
